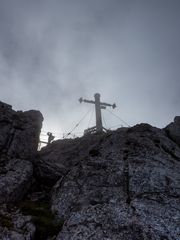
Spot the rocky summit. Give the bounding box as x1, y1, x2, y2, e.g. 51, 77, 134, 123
0, 101, 180, 240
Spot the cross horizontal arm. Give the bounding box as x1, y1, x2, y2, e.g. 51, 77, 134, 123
79, 98, 95, 105
84, 99, 95, 104
100, 102, 116, 109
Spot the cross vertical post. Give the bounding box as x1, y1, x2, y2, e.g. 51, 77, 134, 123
94, 93, 103, 133
79, 93, 116, 135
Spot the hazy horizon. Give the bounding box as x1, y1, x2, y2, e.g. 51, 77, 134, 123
0, 0, 179, 140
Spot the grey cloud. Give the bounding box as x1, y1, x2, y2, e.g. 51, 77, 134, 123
0, 0, 179, 136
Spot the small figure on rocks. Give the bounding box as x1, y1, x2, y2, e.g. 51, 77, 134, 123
47, 132, 55, 145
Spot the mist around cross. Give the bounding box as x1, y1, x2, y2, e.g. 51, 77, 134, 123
0, 0, 179, 141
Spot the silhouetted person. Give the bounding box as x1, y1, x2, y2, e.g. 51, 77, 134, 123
47, 132, 55, 145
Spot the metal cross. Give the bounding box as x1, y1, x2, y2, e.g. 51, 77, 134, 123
79, 93, 116, 134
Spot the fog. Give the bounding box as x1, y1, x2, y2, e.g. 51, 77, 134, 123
0, 0, 179, 139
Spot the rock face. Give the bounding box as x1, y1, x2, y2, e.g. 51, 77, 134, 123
0, 204, 35, 240
0, 101, 180, 240
36, 122, 180, 240
0, 101, 43, 160
0, 101, 43, 203
0, 159, 33, 204
35, 135, 103, 185
0, 102, 43, 209
165, 116, 180, 146
0, 101, 43, 240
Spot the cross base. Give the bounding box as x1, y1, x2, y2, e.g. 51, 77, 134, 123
84, 126, 107, 135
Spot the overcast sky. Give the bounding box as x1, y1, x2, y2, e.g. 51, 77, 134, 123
0, 0, 179, 139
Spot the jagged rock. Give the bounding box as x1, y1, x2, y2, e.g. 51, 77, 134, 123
0, 204, 36, 240
0, 101, 43, 239
39, 124, 180, 240
0, 159, 33, 204
35, 135, 102, 185
55, 199, 180, 240
1, 101, 180, 240
0, 101, 43, 160
0, 101, 43, 203
165, 116, 180, 146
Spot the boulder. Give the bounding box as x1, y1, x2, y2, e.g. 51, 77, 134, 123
0, 101, 43, 160
35, 135, 102, 185
0, 204, 36, 240
46, 124, 180, 239
0, 159, 33, 204
0, 101, 43, 203
1, 101, 179, 240
165, 116, 180, 146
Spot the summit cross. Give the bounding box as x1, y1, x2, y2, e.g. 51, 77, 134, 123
79, 93, 116, 134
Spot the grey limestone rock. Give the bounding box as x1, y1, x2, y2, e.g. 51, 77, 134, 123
0, 101, 43, 203
42, 124, 180, 240
0, 204, 36, 240
165, 116, 180, 146
0, 159, 33, 204
1, 100, 180, 240
0, 101, 43, 160
36, 135, 102, 185
0, 101, 43, 239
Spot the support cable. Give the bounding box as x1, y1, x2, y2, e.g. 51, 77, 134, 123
102, 111, 108, 129
63, 107, 93, 138
87, 108, 94, 129
105, 109, 131, 127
